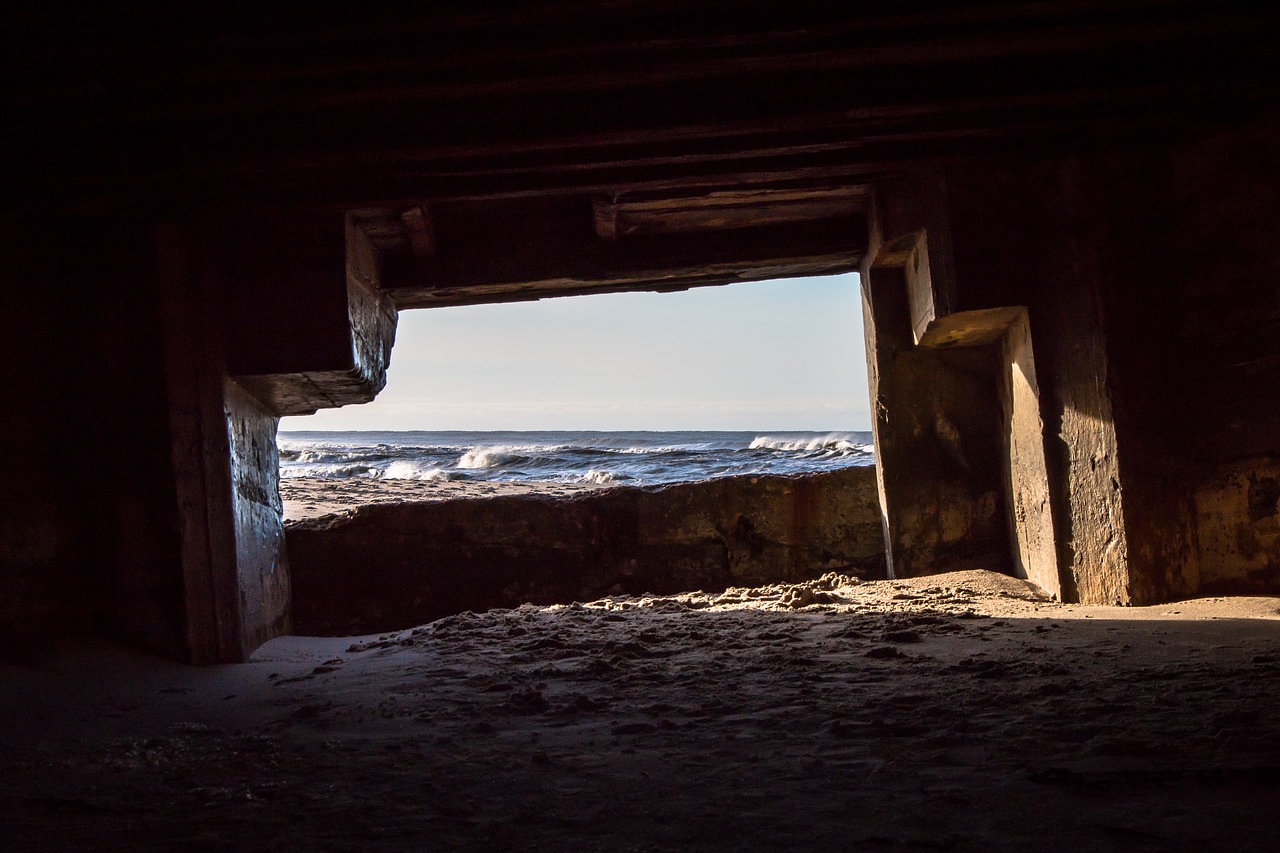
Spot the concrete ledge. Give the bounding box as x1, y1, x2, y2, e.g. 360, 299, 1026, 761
286, 467, 886, 635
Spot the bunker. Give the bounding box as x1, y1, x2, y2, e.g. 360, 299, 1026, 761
2, 7, 1279, 848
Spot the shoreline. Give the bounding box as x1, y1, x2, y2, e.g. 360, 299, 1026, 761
281, 476, 608, 521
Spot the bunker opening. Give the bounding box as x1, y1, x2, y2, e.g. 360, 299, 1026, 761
275, 265, 896, 634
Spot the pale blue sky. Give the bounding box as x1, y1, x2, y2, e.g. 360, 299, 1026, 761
283, 272, 870, 431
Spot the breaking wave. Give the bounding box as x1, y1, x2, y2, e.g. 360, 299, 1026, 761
749, 433, 872, 456
580, 469, 626, 485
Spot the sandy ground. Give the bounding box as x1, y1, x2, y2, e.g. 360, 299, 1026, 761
2, 570, 1279, 852
282, 477, 606, 521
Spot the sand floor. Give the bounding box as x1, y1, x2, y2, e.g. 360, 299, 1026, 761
3, 570, 1279, 851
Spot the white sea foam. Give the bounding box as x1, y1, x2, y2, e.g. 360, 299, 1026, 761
455, 444, 570, 469
293, 448, 348, 464
749, 433, 866, 455
581, 470, 619, 484
281, 462, 381, 479
457, 447, 516, 469
383, 460, 456, 481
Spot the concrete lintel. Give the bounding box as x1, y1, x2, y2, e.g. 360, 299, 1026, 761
378, 194, 866, 309
389, 252, 861, 310
592, 187, 869, 239
223, 215, 399, 417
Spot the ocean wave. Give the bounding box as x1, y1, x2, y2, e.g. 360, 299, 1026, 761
279, 431, 874, 485
614, 445, 695, 455
749, 433, 869, 456
384, 461, 467, 481
457, 446, 524, 469
282, 461, 469, 481
580, 469, 630, 485
280, 446, 398, 466
281, 462, 382, 479
455, 443, 588, 470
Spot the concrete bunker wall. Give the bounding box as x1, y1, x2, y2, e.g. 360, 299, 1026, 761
1093, 123, 1280, 598
0, 199, 870, 662
0, 214, 399, 662
287, 467, 886, 636
4, 116, 1278, 664
1, 220, 188, 653
864, 120, 1280, 605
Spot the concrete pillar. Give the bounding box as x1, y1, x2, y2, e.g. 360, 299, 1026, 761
861, 176, 1064, 597
861, 224, 1014, 581
938, 161, 1134, 603
912, 307, 1060, 597
865, 131, 1280, 605
998, 310, 1058, 596
1071, 123, 1280, 600
157, 214, 398, 662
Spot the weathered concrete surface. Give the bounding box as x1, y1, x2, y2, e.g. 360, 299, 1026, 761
379, 195, 865, 309
1194, 461, 1280, 594
287, 467, 885, 636
998, 310, 1059, 599
925, 120, 1280, 604
224, 216, 399, 417
883, 294, 1062, 598
907, 304, 1060, 598
1092, 121, 1280, 603
224, 380, 291, 654
940, 161, 1135, 605
4, 8, 1280, 664
154, 216, 399, 662
861, 224, 1016, 583
3, 211, 392, 664
873, 345, 1011, 578
1, 219, 188, 654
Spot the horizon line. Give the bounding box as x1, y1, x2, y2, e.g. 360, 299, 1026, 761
278, 426, 873, 433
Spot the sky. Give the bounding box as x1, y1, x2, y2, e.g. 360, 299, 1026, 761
282, 272, 870, 432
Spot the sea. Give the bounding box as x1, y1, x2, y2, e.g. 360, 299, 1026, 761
278, 430, 875, 487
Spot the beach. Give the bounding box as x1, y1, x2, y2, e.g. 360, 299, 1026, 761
3, 570, 1278, 850
282, 476, 606, 521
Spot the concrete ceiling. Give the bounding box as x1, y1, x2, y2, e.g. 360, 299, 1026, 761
6, 2, 1277, 302
9, 2, 1277, 212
